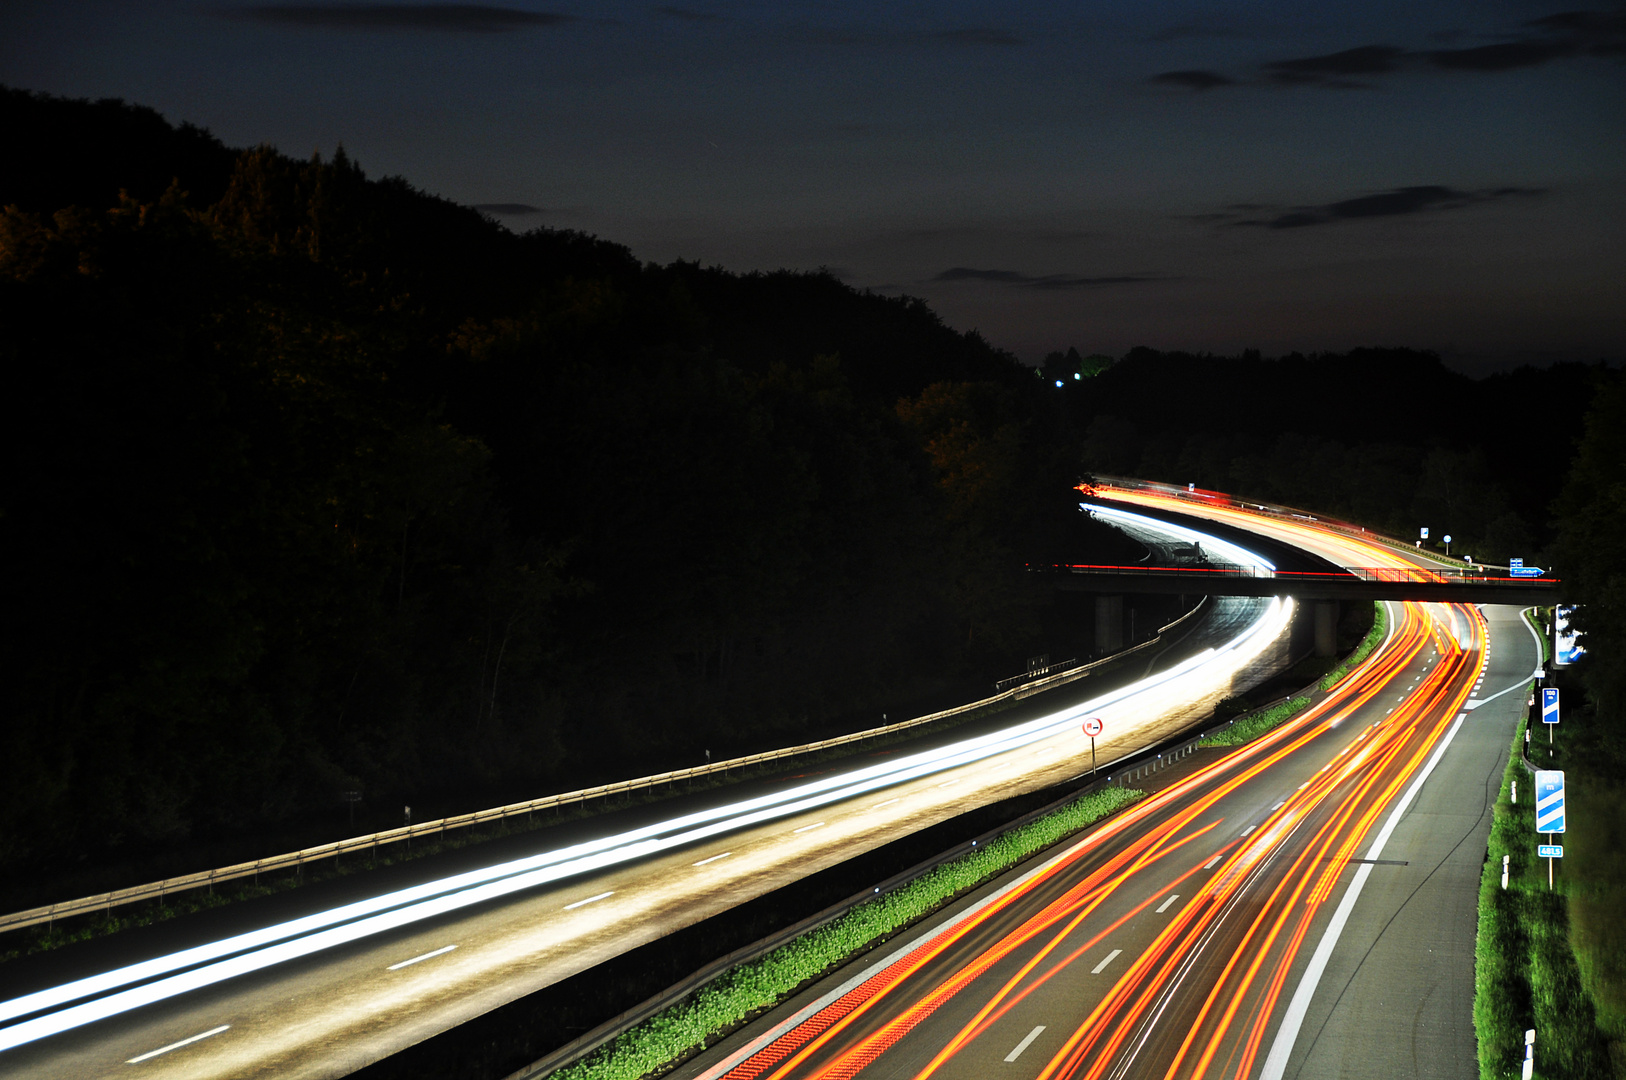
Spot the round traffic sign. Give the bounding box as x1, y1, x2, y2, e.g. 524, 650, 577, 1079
1083, 718, 1104, 737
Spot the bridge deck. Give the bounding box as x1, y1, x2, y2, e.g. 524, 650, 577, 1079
1046, 564, 1560, 604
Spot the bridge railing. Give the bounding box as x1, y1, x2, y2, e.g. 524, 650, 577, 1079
1045, 563, 1557, 586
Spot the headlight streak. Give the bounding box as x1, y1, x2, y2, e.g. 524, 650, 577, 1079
702, 499, 1493, 1080
0, 519, 1299, 1054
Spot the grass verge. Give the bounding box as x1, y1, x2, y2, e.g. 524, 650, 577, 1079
1474, 702, 1613, 1079
548, 786, 1144, 1080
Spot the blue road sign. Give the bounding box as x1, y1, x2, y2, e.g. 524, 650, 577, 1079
1511, 566, 1545, 578
1539, 845, 1564, 858
1543, 687, 1560, 724
1510, 557, 1524, 569
1535, 770, 1565, 834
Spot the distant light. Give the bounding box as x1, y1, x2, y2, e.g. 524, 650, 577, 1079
1073, 373, 1081, 380
1055, 380, 1064, 387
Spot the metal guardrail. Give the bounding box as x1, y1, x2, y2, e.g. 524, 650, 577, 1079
0, 598, 1210, 936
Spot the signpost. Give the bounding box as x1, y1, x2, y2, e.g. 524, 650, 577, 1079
1542, 687, 1560, 744
1444, 533, 1453, 555
1083, 717, 1103, 775
1420, 527, 1430, 540
1536, 769, 1565, 889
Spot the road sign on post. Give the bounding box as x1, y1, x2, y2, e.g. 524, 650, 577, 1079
1420, 527, 1430, 539
1537, 769, 1566, 890
1542, 688, 1560, 724
1083, 718, 1103, 775
1536, 770, 1565, 833
1538, 844, 1564, 858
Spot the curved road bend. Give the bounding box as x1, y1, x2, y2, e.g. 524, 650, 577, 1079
0, 518, 1299, 1079
677, 506, 1535, 1080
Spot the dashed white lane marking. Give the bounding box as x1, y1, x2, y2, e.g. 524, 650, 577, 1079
793, 822, 826, 833
1203, 854, 1224, 870
1005, 1025, 1047, 1063
693, 852, 733, 867
871, 798, 901, 809
1156, 894, 1181, 914
564, 891, 615, 910
1092, 949, 1124, 974
1241, 825, 1257, 837
1272, 801, 1285, 811
126, 1025, 231, 1064
387, 944, 457, 971
937, 779, 960, 788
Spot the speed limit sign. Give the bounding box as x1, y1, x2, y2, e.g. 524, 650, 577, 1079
1083, 718, 1103, 737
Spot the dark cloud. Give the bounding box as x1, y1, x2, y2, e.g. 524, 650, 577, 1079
1225, 185, 1545, 229
1234, 10, 1626, 88
473, 203, 543, 215
240, 4, 573, 32
926, 27, 1023, 46
932, 267, 1166, 290
1263, 45, 1405, 85
1427, 40, 1576, 70
1150, 69, 1235, 90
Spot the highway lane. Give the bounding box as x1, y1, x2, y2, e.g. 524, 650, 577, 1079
677, 507, 1526, 1080
0, 521, 1301, 1078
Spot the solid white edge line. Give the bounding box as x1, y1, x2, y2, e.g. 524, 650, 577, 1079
1005, 1025, 1047, 1062
563, 891, 614, 911
1091, 949, 1123, 975
386, 944, 457, 971
125, 1024, 230, 1064
1258, 709, 1471, 1080
1156, 894, 1181, 914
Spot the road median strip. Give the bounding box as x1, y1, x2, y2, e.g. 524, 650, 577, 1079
527, 786, 1143, 1080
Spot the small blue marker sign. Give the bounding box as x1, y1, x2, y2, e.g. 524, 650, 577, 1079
1543, 688, 1560, 725
1535, 770, 1566, 834
1538, 845, 1564, 858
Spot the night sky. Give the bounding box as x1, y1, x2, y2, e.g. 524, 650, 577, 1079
4, 1, 1622, 372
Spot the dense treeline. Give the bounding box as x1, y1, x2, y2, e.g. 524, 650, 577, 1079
0, 89, 1086, 878
1055, 345, 1605, 564
1, 86, 1612, 894
1549, 371, 1626, 1060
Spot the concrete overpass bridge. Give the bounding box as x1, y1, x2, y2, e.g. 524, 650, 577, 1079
1046, 562, 1560, 606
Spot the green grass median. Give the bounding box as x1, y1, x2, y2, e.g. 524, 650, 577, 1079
549, 786, 1144, 1080
1199, 603, 1387, 749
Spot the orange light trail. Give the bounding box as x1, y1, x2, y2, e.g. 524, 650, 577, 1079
705, 493, 1488, 1080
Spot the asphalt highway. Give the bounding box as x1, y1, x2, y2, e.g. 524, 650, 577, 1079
0, 515, 1300, 1079
677, 500, 1537, 1080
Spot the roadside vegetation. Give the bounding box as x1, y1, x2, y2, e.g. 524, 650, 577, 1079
1474, 705, 1614, 1079
549, 787, 1143, 1080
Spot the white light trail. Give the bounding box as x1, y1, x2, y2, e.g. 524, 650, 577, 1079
0, 515, 1295, 1055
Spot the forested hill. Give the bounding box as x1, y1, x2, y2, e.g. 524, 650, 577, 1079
0, 88, 1083, 882
1061, 346, 1605, 560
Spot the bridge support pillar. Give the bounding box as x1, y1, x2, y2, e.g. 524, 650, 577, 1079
1095, 595, 1123, 654
1315, 601, 1338, 657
